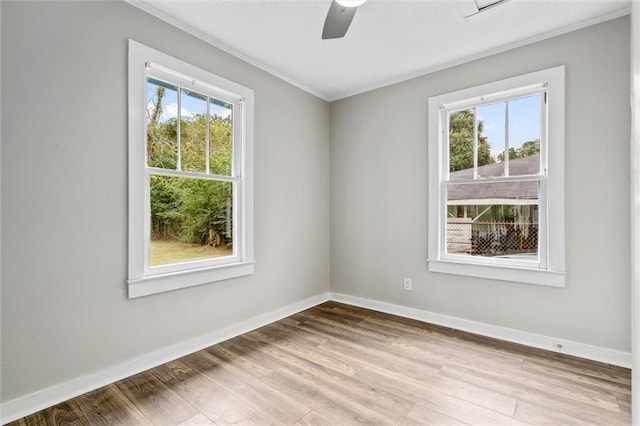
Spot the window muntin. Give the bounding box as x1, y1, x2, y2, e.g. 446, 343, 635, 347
428, 66, 565, 286
442, 90, 544, 267
145, 75, 238, 275
128, 40, 254, 298
446, 92, 543, 178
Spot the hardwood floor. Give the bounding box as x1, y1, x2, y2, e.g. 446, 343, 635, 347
9, 302, 631, 425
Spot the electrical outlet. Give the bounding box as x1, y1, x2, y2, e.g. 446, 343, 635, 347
403, 277, 412, 291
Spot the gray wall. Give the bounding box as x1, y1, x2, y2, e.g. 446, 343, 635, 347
330, 16, 631, 352
1, 0, 632, 408
1, 1, 330, 402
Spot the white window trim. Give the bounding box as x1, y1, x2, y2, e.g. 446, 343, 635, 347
427, 66, 565, 287
127, 40, 254, 298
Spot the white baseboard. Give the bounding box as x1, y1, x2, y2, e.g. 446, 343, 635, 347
330, 292, 632, 368
0, 293, 329, 425
2, 291, 631, 424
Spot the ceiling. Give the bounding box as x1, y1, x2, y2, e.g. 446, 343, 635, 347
127, 0, 631, 101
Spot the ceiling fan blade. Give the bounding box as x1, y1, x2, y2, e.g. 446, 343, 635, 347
322, 0, 359, 40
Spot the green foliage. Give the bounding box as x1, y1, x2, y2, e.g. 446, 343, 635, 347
210, 115, 233, 175
150, 175, 181, 239
448, 110, 494, 172
178, 178, 232, 245
519, 139, 541, 157
147, 85, 234, 248
496, 147, 517, 163
449, 110, 540, 169
147, 86, 178, 170
180, 116, 207, 172
497, 139, 540, 162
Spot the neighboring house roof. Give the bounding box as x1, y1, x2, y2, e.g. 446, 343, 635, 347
448, 154, 540, 204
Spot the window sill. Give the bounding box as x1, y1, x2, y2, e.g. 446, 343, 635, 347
127, 261, 255, 298
427, 258, 565, 287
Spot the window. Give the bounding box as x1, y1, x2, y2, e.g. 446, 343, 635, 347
127, 40, 254, 298
428, 66, 565, 286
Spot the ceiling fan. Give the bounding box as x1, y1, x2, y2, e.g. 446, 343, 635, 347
321, 0, 367, 40
320, 0, 505, 39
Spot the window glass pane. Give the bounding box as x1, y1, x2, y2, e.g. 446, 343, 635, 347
476, 102, 504, 178
448, 109, 475, 178
150, 175, 233, 267
507, 94, 542, 176
209, 98, 233, 176
146, 78, 178, 169
446, 181, 539, 259
180, 89, 207, 173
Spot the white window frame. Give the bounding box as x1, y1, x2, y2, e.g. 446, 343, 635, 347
127, 40, 254, 298
428, 66, 565, 287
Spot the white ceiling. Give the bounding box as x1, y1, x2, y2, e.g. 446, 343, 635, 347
128, 0, 631, 101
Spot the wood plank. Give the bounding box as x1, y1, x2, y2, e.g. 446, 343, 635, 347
43, 399, 90, 426
522, 358, 632, 391
151, 360, 268, 425
455, 362, 621, 412
261, 365, 396, 424
178, 413, 216, 426
11, 399, 90, 426
249, 338, 413, 421
74, 384, 151, 425
439, 365, 628, 424
207, 340, 272, 378
354, 363, 517, 418
304, 310, 403, 344
260, 320, 330, 345
362, 316, 527, 371
227, 336, 409, 425
614, 391, 632, 416
115, 370, 198, 425
293, 409, 350, 426
515, 399, 628, 426
313, 330, 443, 381
406, 397, 526, 426
184, 350, 310, 424
244, 329, 358, 377
9, 302, 631, 426
391, 335, 526, 373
